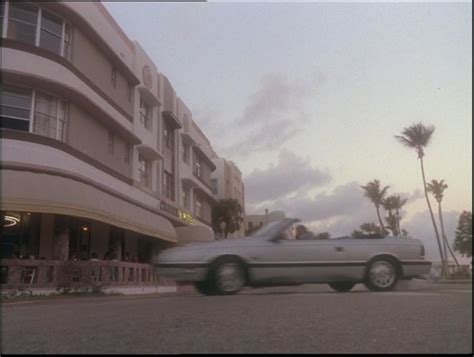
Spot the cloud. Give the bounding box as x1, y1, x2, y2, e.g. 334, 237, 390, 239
224, 113, 308, 157
220, 72, 326, 156
247, 181, 376, 233
244, 149, 331, 204
246, 180, 430, 238
237, 74, 315, 126
403, 209, 463, 261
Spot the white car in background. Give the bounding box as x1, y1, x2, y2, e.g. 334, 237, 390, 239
154, 218, 431, 295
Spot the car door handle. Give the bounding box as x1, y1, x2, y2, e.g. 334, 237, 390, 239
335, 247, 344, 252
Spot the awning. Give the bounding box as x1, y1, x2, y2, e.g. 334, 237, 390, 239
2, 169, 177, 242
175, 225, 215, 244
193, 145, 217, 171
162, 111, 182, 129
136, 144, 163, 160
181, 132, 197, 146
181, 177, 200, 188
194, 185, 218, 204
137, 85, 161, 107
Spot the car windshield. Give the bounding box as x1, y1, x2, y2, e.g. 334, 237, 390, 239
248, 219, 297, 239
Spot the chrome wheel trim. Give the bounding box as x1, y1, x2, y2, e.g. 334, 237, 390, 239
369, 261, 395, 288
216, 263, 244, 292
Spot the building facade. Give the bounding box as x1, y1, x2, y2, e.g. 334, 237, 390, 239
0, 1, 217, 292
244, 210, 286, 235
211, 158, 246, 238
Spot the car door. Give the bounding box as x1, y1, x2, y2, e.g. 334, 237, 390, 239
247, 238, 348, 284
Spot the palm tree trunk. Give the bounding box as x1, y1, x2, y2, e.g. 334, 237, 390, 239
376, 206, 385, 229
396, 209, 402, 236
420, 156, 446, 277
438, 202, 461, 270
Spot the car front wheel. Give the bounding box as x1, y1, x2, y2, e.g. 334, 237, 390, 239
364, 258, 400, 292
328, 282, 355, 292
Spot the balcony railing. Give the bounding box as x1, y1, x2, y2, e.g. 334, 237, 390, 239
0, 259, 174, 290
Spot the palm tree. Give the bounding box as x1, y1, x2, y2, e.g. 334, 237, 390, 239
382, 195, 408, 236
395, 123, 445, 276
361, 180, 390, 229
392, 195, 408, 236
382, 195, 399, 236
427, 179, 460, 274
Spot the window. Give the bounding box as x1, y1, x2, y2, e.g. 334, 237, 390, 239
182, 185, 190, 209
195, 197, 203, 218
34, 92, 62, 140
182, 142, 190, 164
164, 127, 169, 148
63, 23, 72, 60
211, 179, 218, 195
7, 2, 37, 46
163, 171, 175, 201
1, 1, 6, 38
194, 160, 202, 178
107, 131, 114, 154
1, 84, 68, 141
139, 96, 152, 130
127, 83, 132, 103
163, 121, 174, 150
4, 2, 72, 59
111, 67, 117, 88
124, 143, 131, 164
0, 84, 32, 132
138, 154, 150, 187
40, 8, 62, 55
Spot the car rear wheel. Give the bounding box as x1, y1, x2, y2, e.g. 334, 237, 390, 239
364, 258, 400, 292
328, 282, 355, 292
211, 258, 246, 295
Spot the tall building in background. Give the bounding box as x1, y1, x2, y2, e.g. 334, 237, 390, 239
211, 158, 246, 238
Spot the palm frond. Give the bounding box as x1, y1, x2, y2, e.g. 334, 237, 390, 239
395, 123, 436, 151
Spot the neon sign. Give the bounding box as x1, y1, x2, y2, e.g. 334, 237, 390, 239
178, 210, 194, 225
4, 215, 20, 227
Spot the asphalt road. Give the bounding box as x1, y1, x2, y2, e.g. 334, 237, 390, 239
1, 281, 472, 354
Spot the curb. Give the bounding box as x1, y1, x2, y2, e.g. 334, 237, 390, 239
429, 280, 472, 284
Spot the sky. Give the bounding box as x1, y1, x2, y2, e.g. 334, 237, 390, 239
103, 1, 472, 261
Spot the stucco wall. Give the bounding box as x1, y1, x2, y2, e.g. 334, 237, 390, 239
67, 103, 132, 178
70, 18, 133, 117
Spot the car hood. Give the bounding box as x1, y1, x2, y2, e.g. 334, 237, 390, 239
184, 236, 264, 249
154, 236, 267, 263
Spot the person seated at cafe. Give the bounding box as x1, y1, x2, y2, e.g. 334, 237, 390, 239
90, 252, 99, 261
103, 250, 112, 260
123, 252, 131, 262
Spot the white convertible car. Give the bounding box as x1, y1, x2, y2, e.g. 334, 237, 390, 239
154, 218, 432, 295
